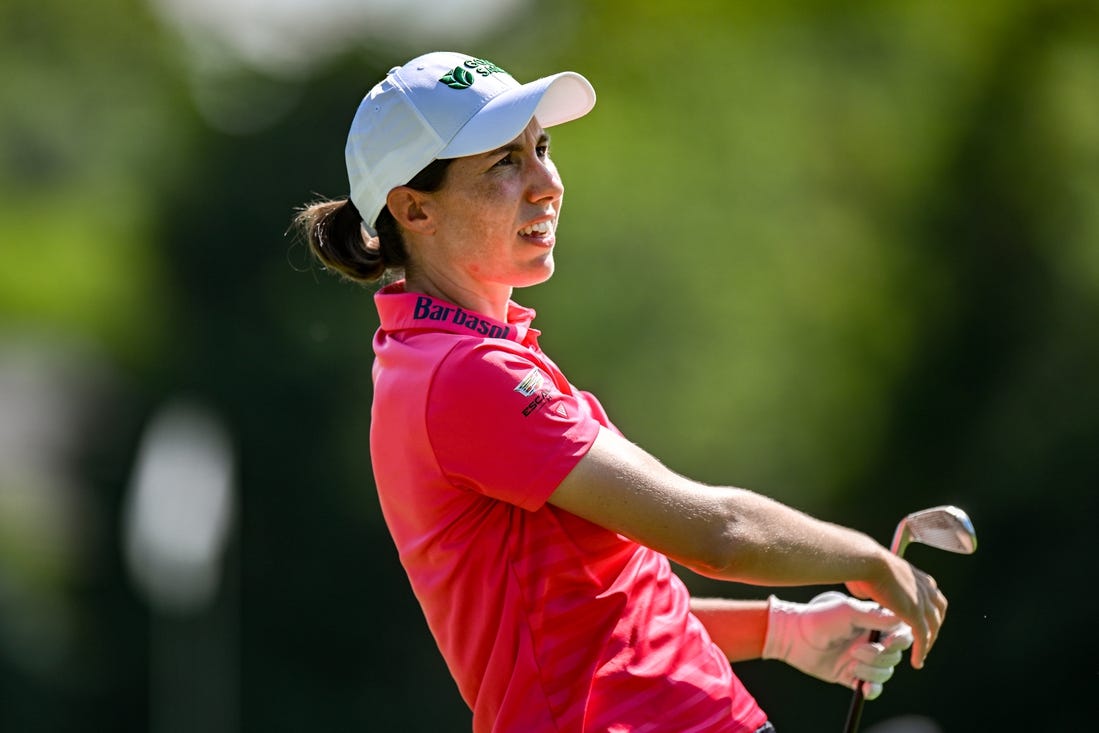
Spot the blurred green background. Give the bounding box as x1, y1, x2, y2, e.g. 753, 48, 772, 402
2, 0, 1097, 730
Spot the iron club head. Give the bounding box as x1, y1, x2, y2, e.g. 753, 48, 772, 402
890, 505, 977, 558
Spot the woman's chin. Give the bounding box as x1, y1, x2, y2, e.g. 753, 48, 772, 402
512, 257, 555, 289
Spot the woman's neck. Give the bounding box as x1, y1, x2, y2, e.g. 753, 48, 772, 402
405, 269, 512, 324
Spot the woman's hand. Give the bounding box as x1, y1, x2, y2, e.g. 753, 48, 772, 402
845, 552, 947, 669
762, 592, 915, 699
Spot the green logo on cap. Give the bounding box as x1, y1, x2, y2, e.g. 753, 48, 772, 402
440, 66, 475, 89
440, 58, 507, 89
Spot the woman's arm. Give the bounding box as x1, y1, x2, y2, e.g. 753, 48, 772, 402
689, 598, 769, 662
691, 593, 916, 698
548, 426, 946, 669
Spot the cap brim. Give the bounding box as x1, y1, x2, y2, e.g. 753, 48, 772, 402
438, 71, 595, 159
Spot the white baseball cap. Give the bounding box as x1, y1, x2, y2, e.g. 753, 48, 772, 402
345, 51, 597, 229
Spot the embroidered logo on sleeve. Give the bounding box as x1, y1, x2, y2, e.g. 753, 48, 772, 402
515, 367, 569, 418
522, 389, 553, 417
514, 368, 544, 397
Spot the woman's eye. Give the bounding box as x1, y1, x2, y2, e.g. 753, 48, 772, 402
493, 154, 514, 168
536, 145, 549, 158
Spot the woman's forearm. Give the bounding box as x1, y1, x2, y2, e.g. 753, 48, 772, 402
694, 487, 890, 587
552, 427, 890, 587
690, 597, 769, 662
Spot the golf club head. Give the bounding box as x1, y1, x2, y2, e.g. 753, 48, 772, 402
891, 505, 977, 558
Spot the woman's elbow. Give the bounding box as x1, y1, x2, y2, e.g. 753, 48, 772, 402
679, 508, 755, 580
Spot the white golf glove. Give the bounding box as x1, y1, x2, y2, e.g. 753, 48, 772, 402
762, 591, 914, 700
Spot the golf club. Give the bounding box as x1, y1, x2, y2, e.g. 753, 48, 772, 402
842, 505, 977, 733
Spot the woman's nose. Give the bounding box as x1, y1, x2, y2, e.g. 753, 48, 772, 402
528, 158, 564, 202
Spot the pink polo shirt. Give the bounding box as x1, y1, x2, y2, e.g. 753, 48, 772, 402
369, 281, 767, 733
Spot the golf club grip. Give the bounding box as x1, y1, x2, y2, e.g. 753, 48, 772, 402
842, 628, 882, 733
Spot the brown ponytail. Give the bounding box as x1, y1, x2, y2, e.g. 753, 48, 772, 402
294, 198, 388, 283
293, 157, 454, 285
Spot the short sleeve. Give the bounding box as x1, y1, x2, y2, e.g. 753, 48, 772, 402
426, 342, 601, 510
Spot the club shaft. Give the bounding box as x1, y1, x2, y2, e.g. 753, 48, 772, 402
841, 541, 908, 733
841, 637, 875, 733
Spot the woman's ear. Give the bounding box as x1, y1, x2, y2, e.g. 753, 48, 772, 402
386, 187, 434, 234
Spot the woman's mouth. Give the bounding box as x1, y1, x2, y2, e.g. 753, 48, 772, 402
518, 220, 554, 238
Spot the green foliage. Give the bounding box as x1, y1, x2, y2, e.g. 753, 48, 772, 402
0, 0, 191, 363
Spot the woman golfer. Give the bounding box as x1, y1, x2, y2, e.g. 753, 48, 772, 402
295, 52, 946, 733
